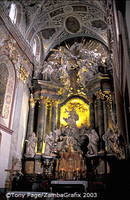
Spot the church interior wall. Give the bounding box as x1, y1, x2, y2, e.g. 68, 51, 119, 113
0, 130, 12, 188
0, 0, 130, 196
9, 81, 29, 162
112, 0, 130, 153
15, 84, 30, 160
0, 14, 33, 188
125, 0, 130, 46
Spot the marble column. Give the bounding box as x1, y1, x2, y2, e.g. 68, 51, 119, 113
57, 104, 61, 129
24, 93, 36, 160
97, 98, 104, 150
103, 101, 108, 133
51, 104, 56, 131
36, 98, 46, 153
45, 99, 52, 135
90, 103, 95, 128
51, 100, 58, 131
106, 94, 114, 129
26, 94, 35, 138
94, 99, 98, 129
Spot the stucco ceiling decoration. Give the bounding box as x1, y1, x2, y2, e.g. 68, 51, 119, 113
2, 0, 108, 61
65, 16, 81, 34
23, 0, 108, 55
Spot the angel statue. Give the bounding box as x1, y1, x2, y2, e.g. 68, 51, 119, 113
86, 129, 99, 156
80, 126, 99, 156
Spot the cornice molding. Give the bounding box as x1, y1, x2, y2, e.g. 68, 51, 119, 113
0, 124, 13, 135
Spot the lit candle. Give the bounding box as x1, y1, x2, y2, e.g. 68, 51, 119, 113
76, 168, 80, 178
61, 168, 64, 177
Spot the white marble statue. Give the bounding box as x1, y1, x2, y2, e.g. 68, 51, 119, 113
86, 128, 99, 156
25, 132, 37, 157
44, 129, 62, 155
41, 41, 106, 88
102, 127, 125, 159
42, 61, 54, 81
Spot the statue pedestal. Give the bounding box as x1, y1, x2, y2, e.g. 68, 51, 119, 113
24, 159, 35, 174
51, 180, 88, 193
86, 153, 116, 176
23, 156, 42, 175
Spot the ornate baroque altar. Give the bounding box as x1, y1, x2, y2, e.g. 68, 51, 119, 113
20, 39, 126, 190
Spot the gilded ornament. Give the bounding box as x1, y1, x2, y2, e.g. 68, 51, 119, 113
3, 104, 9, 119
29, 94, 35, 108
96, 90, 112, 109
7, 39, 31, 83
42, 40, 108, 92
19, 66, 29, 83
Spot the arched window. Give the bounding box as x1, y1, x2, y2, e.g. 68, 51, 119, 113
32, 38, 37, 56
9, 3, 17, 24
32, 36, 41, 62
0, 64, 9, 116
